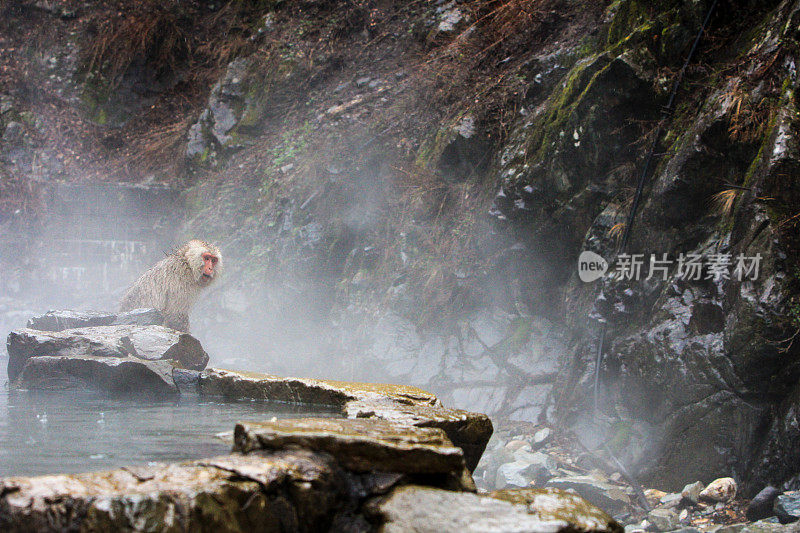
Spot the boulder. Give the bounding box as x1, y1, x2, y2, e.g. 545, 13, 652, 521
495, 451, 555, 489
26, 308, 163, 332
489, 487, 623, 533
730, 521, 800, 533
0, 451, 352, 532
681, 481, 705, 506
199, 368, 493, 472
7, 325, 209, 383
495, 460, 533, 489
369, 485, 623, 533
647, 508, 679, 532
747, 486, 781, 522
546, 475, 631, 515
775, 492, 800, 524
700, 477, 737, 503
234, 418, 473, 490
14, 355, 178, 395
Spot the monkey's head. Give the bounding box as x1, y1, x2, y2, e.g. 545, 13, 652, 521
182, 240, 223, 286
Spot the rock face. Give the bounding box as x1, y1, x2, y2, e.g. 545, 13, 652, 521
530, 0, 800, 493
6, 324, 209, 391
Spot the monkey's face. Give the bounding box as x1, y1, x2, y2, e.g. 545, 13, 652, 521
200, 252, 219, 283
184, 240, 222, 286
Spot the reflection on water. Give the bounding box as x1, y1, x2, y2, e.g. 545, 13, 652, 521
0, 388, 340, 477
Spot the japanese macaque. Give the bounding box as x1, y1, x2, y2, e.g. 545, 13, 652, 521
119, 240, 222, 332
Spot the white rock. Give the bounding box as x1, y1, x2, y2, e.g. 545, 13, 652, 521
681, 480, 705, 504
699, 477, 737, 502
533, 427, 552, 446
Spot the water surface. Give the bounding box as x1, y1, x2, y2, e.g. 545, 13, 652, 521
0, 388, 340, 477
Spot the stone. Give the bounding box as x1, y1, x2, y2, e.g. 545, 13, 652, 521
647, 508, 679, 531
738, 520, 800, 533
14, 355, 178, 395
624, 526, 646, 533
774, 491, 800, 524
234, 418, 473, 490
370, 485, 623, 533
681, 481, 705, 505
200, 368, 493, 472
7, 325, 209, 382
747, 486, 781, 521
112, 308, 165, 327
437, 7, 465, 33
506, 439, 530, 452
172, 368, 202, 392
0, 450, 354, 532
498, 455, 556, 489
26, 308, 164, 332
510, 450, 557, 485
2, 121, 24, 144
659, 492, 682, 509
26, 309, 116, 331
546, 475, 631, 515
491, 488, 624, 532
534, 427, 553, 447
515, 449, 557, 468
495, 460, 530, 489
716, 525, 749, 533
699, 477, 737, 502
645, 489, 668, 506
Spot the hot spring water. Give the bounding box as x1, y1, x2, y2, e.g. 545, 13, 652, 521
0, 388, 340, 477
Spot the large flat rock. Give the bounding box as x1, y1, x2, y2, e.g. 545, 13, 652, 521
199, 368, 493, 472
14, 355, 178, 395
7, 325, 208, 382
367, 485, 623, 533
0, 450, 350, 532
26, 308, 163, 332
488, 488, 625, 533
234, 418, 472, 489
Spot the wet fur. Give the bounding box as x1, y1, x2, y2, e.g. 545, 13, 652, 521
119, 240, 222, 332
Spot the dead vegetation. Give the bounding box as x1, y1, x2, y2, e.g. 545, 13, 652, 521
403, 0, 604, 143
79, 0, 264, 90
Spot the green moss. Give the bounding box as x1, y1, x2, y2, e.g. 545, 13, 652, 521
524, 54, 612, 163
487, 487, 618, 529
96, 108, 108, 125
415, 127, 453, 169
606, 0, 650, 47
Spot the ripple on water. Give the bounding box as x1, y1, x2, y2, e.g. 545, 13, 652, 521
0, 388, 341, 477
